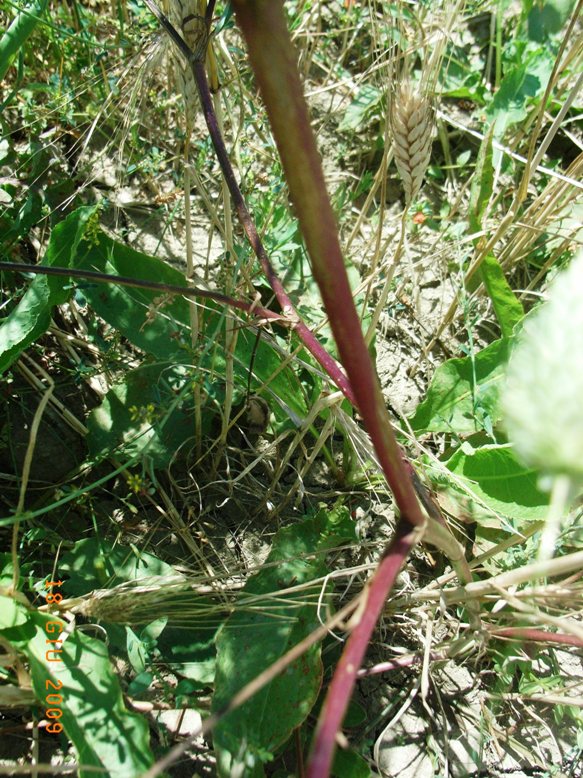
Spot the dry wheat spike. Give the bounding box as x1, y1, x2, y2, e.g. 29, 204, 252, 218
391, 82, 434, 205
166, 0, 207, 124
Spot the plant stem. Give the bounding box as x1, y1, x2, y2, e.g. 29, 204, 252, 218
0, 261, 283, 322
139, 0, 356, 405
307, 520, 423, 777
11, 382, 54, 592
231, 0, 427, 530
228, 4, 472, 773
489, 628, 583, 648
189, 57, 356, 406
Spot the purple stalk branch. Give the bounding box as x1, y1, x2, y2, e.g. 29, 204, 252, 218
306, 522, 421, 777
190, 59, 356, 406
231, 0, 427, 531
139, 2, 470, 775
0, 261, 285, 323
228, 2, 468, 774
490, 627, 583, 648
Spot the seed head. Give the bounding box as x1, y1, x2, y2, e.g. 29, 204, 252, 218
391, 82, 434, 205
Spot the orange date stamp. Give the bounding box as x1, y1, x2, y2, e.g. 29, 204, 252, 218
43, 579, 65, 734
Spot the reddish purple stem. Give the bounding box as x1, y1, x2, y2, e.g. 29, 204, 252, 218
491, 627, 583, 648
190, 60, 357, 406
307, 524, 420, 777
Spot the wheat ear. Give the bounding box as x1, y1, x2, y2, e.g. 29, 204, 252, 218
167, 0, 207, 125
391, 82, 434, 205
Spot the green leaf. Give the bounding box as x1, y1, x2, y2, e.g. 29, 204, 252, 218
479, 255, 524, 338
126, 626, 148, 674
0, 594, 29, 627
338, 84, 382, 131
332, 747, 372, 778
86, 361, 199, 468
527, 0, 576, 40
2, 187, 44, 246
155, 626, 216, 685
486, 64, 531, 138
59, 537, 177, 596
0, 206, 97, 374
76, 233, 193, 362
468, 126, 494, 235
409, 339, 511, 434
444, 443, 550, 522
0, 0, 48, 82
0, 597, 154, 777
76, 231, 311, 431
486, 46, 554, 139
212, 505, 355, 774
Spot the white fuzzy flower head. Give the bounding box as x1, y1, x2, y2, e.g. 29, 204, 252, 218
502, 251, 583, 486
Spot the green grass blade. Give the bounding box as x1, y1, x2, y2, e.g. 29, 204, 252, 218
0, 0, 48, 82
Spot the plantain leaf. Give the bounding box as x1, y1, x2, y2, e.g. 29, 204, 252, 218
212, 505, 356, 776
0, 596, 154, 778
409, 339, 511, 434
444, 443, 550, 523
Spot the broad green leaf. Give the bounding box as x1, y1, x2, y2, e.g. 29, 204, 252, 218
527, 0, 576, 40
212, 505, 356, 775
76, 231, 311, 430
0, 206, 96, 374
338, 84, 382, 131
480, 255, 524, 338
0, 594, 29, 626
76, 233, 193, 363
155, 626, 216, 685
0, 0, 48, 82
0, 597, 154, 777
444, 443, 550, 522
486, 42, 554, 140
486, 47, 553, 139
409, 339, 511, 434
86, 361, 198, 468
59, 537, 176, 596
486, 63, 531, 138
438, 43, 488, 104
333, 747, 372, 778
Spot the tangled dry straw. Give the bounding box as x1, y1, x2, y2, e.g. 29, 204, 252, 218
391, 82, 434, 205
